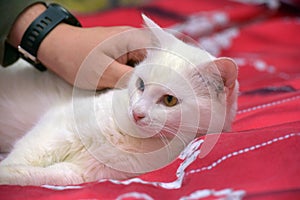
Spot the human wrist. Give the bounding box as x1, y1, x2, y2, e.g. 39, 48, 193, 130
5, 2, 82, 73
38, 24, 83, 81
7, 2, 47, 48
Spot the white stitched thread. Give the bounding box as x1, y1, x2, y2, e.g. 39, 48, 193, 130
187, 133, 299, 176
237, 94, 300, 114
98, 139, 204, 190
179, 188, 246, 200
116, 192, 154, 200
41, 133, 299, 191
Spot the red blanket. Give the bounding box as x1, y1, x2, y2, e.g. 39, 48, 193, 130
1, 0, 300, 199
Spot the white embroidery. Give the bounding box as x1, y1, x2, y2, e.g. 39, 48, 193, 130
179, 188, 246, 200
172, 11, 229, 38
41, 132, 299, 194
99, 139, 204, 190
179, 138, 202, 159
199, 28, 239, 56
253, 60, 276, 73
231, 0, 280, 9
235, 58, 277, 74
237, 94, 300, 114
186, 133, 299, 176
116, 192, 154, 200
41, 185, 83, 190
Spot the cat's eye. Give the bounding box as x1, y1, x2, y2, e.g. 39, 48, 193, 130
162, 95, 178, 107
136, 78, 145, 92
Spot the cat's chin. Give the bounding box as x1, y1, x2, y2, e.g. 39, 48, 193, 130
134, 126, 159, 138
134, 119, 149, 127
131, 121, 167, 139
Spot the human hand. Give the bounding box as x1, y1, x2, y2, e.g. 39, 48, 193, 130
39, 25, 148, 90
7, 3, 149, 90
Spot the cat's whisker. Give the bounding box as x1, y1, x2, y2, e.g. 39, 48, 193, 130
166, 122, 208, 134
157, 133, 172, 160
0, 14, 238, 186
155, 124, 190, 147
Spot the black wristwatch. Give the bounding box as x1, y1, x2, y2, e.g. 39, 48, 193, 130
2, 3, 81, 71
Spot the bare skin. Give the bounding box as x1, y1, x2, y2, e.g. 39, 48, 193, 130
7, 3, 147, 89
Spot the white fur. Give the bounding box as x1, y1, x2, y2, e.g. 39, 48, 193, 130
0, 15, 238, 186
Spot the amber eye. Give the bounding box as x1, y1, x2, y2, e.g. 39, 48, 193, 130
163, 95, 178, 107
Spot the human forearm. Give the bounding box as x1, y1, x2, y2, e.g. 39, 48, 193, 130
4, 2, 148, 89
7, 3, 47, 48
5, 2, 86, 86
0, 0, 43, 65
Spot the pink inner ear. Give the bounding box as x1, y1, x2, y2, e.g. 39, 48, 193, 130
214, 58, 238, 88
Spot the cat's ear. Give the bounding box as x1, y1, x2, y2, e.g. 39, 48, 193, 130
213, 57, 238, 89
142, 14, 177, 47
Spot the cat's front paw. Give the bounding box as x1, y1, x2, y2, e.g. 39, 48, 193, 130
0, 165, 26, 185
0, 163, 85, 186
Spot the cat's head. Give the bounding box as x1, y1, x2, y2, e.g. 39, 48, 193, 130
127, 15, 238, 141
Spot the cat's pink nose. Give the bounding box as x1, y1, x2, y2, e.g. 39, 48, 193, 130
132, 110, 145, 122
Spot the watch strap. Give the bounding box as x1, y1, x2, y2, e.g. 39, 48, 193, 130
3, 41, 20, 67
2, 3, 81, 71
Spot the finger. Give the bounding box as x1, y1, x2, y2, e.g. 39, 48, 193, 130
116, 49, 147, 66
125, 28, 153, 52
128, 49, 147, 63
98, 60, 133, 89
104, 28, 152, 58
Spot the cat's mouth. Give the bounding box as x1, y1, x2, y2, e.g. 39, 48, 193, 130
132, 113, 149, 127
133, 119, 148, 127
130, 109, 151, 127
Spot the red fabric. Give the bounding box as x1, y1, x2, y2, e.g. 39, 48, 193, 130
1, 0, 300, 199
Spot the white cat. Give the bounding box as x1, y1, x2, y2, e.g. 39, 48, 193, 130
0, 15, 238, 186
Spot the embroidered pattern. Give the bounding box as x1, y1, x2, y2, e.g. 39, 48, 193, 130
180, 188, 245, 200
186, 132, 299, 176
41, 132, 299, 198
116, 192, 154, 200
238, 94, 300, 114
